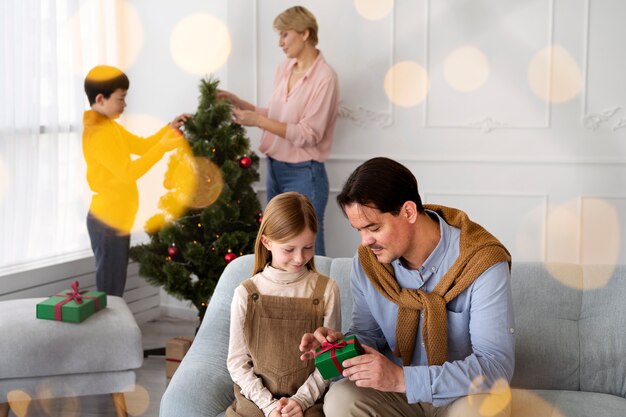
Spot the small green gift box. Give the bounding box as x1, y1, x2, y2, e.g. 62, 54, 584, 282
36, 281, 107, 323
314, 335, 364, 380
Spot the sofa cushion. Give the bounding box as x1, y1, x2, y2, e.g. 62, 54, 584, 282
510, 263, 582, 390
579, 264, 626, 398
0, 296, 143, 379
511, 389, 626, 417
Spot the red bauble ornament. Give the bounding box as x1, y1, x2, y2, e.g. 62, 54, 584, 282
224, 251, 237, 264
239, 155, 252, 168
168, 246, 179, 256
257, 211, 263, 224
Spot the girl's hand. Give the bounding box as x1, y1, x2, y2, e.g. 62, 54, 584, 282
272, 397, 303, 417
299, 327, 344, 361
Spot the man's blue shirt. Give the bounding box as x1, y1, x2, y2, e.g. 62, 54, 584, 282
348, 210, 515, 406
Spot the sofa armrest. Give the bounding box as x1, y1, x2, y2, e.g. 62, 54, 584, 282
160, 255, 255, 417
160, 296, 235, 417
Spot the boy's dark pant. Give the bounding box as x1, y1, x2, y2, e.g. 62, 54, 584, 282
87, 212, 130, 297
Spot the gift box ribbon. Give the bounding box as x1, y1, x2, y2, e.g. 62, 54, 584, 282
315, 339, 355, 374
53, 281, 101, 321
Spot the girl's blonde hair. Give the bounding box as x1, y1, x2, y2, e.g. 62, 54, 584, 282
253, 192, 318, 274
273, 6, 319, 47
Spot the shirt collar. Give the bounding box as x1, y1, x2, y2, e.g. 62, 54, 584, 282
287, 50, 324, 80
83, 109, 109, 126
392, 209, 451, 282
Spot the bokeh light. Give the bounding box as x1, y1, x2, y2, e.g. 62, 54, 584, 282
580, 198, 619, 289
70, 0, 144, 73
444, 46, 489, 92
188, 157, 224, 209
354, 0, 394, 20
170, 14, 231, 76
468, 377, 512, 417
384, 61, 430, 107
528, 45, 583, 103
544, 199, 618, 290
36, 382, 78, 417
123, 384, 150, 416
6, 390, 31, 417
546, 200, 579, 265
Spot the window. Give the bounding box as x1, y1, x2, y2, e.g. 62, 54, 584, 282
0, 0, 122, 273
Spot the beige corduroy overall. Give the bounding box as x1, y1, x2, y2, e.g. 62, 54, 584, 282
226, 275, 329, 417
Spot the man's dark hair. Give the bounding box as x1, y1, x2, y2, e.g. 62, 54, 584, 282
336, 157, 424, 215
84, 65, 129, 106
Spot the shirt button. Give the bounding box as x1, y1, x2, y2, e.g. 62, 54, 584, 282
312, 299, 320, 305
421, 342, 425, 347
431, 266, 437, 272
509, 328, 515, 334
421, 313, 425, 319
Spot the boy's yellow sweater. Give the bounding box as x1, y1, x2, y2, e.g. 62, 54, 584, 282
82, 110, 169, 234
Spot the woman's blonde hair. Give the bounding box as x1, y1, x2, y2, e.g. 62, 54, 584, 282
253, 192, 318, 274
273, 6, 319, 47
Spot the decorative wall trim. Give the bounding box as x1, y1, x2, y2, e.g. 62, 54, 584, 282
423, 0, 554, 131
465, 117, 510, 133
583, 107, 621, 131
337, 102, 392, 128
581, 0, 625, 130
613, 118, 626, 131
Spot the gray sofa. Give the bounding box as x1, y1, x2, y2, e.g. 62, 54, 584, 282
160, 255, 626, 417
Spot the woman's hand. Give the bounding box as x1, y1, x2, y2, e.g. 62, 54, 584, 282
217, 89, 241, 107
232, 107, 261, 127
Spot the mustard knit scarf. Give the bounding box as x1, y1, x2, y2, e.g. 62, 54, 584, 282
358, 204, 511, 366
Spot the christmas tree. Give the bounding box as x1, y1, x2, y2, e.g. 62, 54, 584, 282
129, 77, 261, 321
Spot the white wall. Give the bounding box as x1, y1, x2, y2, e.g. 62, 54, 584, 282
8, 1, 622, 314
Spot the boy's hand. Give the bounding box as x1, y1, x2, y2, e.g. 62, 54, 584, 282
160, 128, 185, 152
169, 113, 192, 130
299, 327, 344, 361
270, 398, 303, 417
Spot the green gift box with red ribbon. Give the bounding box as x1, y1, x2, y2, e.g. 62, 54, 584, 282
314, 335, 364, 380
36, 281, 107, 323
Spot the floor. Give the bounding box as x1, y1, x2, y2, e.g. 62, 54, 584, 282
8, 315, 198, 417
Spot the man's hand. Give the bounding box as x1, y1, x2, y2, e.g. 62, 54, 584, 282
169, 113, 192, 130
299, 327, 344, 361
342, 344, 406, 393
269, 398, 303, 417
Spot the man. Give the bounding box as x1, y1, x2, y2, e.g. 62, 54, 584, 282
300, 157, 515, 417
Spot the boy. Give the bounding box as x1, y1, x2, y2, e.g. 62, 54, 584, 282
83, 65, 190, 296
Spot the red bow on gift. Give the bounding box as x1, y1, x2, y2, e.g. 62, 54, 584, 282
315, 339, 355, 374
54, 281, 84, 321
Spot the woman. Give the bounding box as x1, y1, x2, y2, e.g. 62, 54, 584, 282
218, 5, 339, 256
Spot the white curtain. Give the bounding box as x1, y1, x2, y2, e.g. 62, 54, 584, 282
0, 0, 123, 272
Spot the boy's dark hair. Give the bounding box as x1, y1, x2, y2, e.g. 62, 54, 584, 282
84, 65, 129, 106
337, 157, 424, 216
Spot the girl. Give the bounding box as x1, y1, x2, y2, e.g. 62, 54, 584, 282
226, 192, 341, 417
